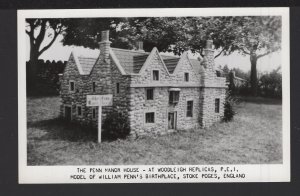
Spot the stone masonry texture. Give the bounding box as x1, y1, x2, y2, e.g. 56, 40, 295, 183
59, 37, 227, 137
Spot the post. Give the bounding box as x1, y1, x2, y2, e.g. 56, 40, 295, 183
98, 105, 102, 143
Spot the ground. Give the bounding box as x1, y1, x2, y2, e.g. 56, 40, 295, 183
27, 96, 282, 165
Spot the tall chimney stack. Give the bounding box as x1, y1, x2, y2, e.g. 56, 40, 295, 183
136, 41, 144, 52
203, 39, 215, 73
99, 30, 111, 63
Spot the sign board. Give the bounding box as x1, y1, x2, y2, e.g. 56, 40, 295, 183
86, 94, 113, 107
86, 94, 113, 143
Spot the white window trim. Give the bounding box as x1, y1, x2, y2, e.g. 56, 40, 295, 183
69, 80, 75, 93
145, 88, 155, 101
77, 105, 83, 117
151, 69, 160, 81
144, 110, 156, 124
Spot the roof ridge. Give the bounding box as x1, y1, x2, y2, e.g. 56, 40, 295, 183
111, 47, 149, 54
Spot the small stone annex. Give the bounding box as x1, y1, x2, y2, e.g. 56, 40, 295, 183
59, 30, 227, 137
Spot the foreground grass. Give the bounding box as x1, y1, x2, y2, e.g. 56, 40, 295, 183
27, 96, 282, 165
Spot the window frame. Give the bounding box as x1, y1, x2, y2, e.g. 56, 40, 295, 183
92, 81, 96, 92
215, 98, 220, 113
77, 105, 82, 116
145, 112, 155, 124
186, 100, 194, 117
152, 69, 160, 81
116, 82, 120, 94
69, 80, 75, 92
146, 88, 154, 100
184, 72, 189, 82
92, 108, 97, 119
169, 91, 180, 104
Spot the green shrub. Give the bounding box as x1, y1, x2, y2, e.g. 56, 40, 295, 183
102, 111, 130, 140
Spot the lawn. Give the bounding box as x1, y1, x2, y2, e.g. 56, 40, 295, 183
27, 96, 282, 165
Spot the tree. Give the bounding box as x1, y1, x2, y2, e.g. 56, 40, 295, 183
231, 16, 281, 95
26, 19, 67, 76
59, 16, 281, 96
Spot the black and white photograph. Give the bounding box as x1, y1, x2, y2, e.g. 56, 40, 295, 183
18, 8, 290, 183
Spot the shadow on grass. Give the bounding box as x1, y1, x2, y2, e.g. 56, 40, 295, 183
28, 118, 117, 143
237, 96, 282, 105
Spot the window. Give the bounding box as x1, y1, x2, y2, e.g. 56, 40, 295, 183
145, 112, 155, 123
169, 91, 180, 104
146, 88, 154, 100
77, 106, 82, 116
116, 83, 120, 94
215, 98, 220, 113
92, 82, 96, 92
92, 108, 96, 119
153, 70, 159, 81
69, 81, 75, 92
186, 100, 193, 117
184, 72, 189, 82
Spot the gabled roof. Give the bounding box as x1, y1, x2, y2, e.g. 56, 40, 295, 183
189, 59, 205, 74
111, 48, 149, 74
111, 48, 181, 74
70, 47, 201, 76
161, 55, 180, 74
78, 56, 98, 75
71, 51, 98, 75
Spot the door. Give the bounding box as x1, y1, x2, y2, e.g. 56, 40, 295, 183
65, 106, 72, 121
168, 112, 177, 130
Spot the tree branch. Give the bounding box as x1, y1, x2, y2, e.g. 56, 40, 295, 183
214, 47, 226, 59
35, 20, 47, 47
257, 48, 280, 59
240, 47, 250, 55
38, 27, 61, 57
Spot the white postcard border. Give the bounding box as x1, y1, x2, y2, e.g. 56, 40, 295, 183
18, 7, 290, 183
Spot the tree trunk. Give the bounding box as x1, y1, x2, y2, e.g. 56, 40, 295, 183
29, 44, 40, 76
250, 53, 258, 96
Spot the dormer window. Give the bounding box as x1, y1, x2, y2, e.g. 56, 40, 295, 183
153, 70, 159, 81
184, 72, 189, 82
69, 81, 75, 92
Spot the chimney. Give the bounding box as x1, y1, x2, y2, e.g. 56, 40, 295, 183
99, 30, 111, 63
203, 39, 215, 73
97, 30, 112, 94
136, 41, 144, 52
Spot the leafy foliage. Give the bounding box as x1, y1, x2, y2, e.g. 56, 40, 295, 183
102, 110, 130, 140
258, 67, 282, 98
223, 90, 237, 122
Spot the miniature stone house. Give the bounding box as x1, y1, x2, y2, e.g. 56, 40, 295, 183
59, 30, 227, 137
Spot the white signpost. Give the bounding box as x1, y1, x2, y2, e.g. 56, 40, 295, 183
87, 94, 113, 143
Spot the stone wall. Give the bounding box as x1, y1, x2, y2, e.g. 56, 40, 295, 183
60, 40, 227, 137
130, 50, 201, 87
60, 53, 131, 128
59, 54, 91, 125
199, 87, 226, 127
128, 87, 202, 137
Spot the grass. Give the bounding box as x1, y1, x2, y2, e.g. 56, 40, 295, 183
27, 96, 282, 165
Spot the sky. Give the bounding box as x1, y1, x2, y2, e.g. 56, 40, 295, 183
26, 34, 281, 73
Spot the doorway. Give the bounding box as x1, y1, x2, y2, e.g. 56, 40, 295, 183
168, 112, 177, 130
64, 106, 72, 121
